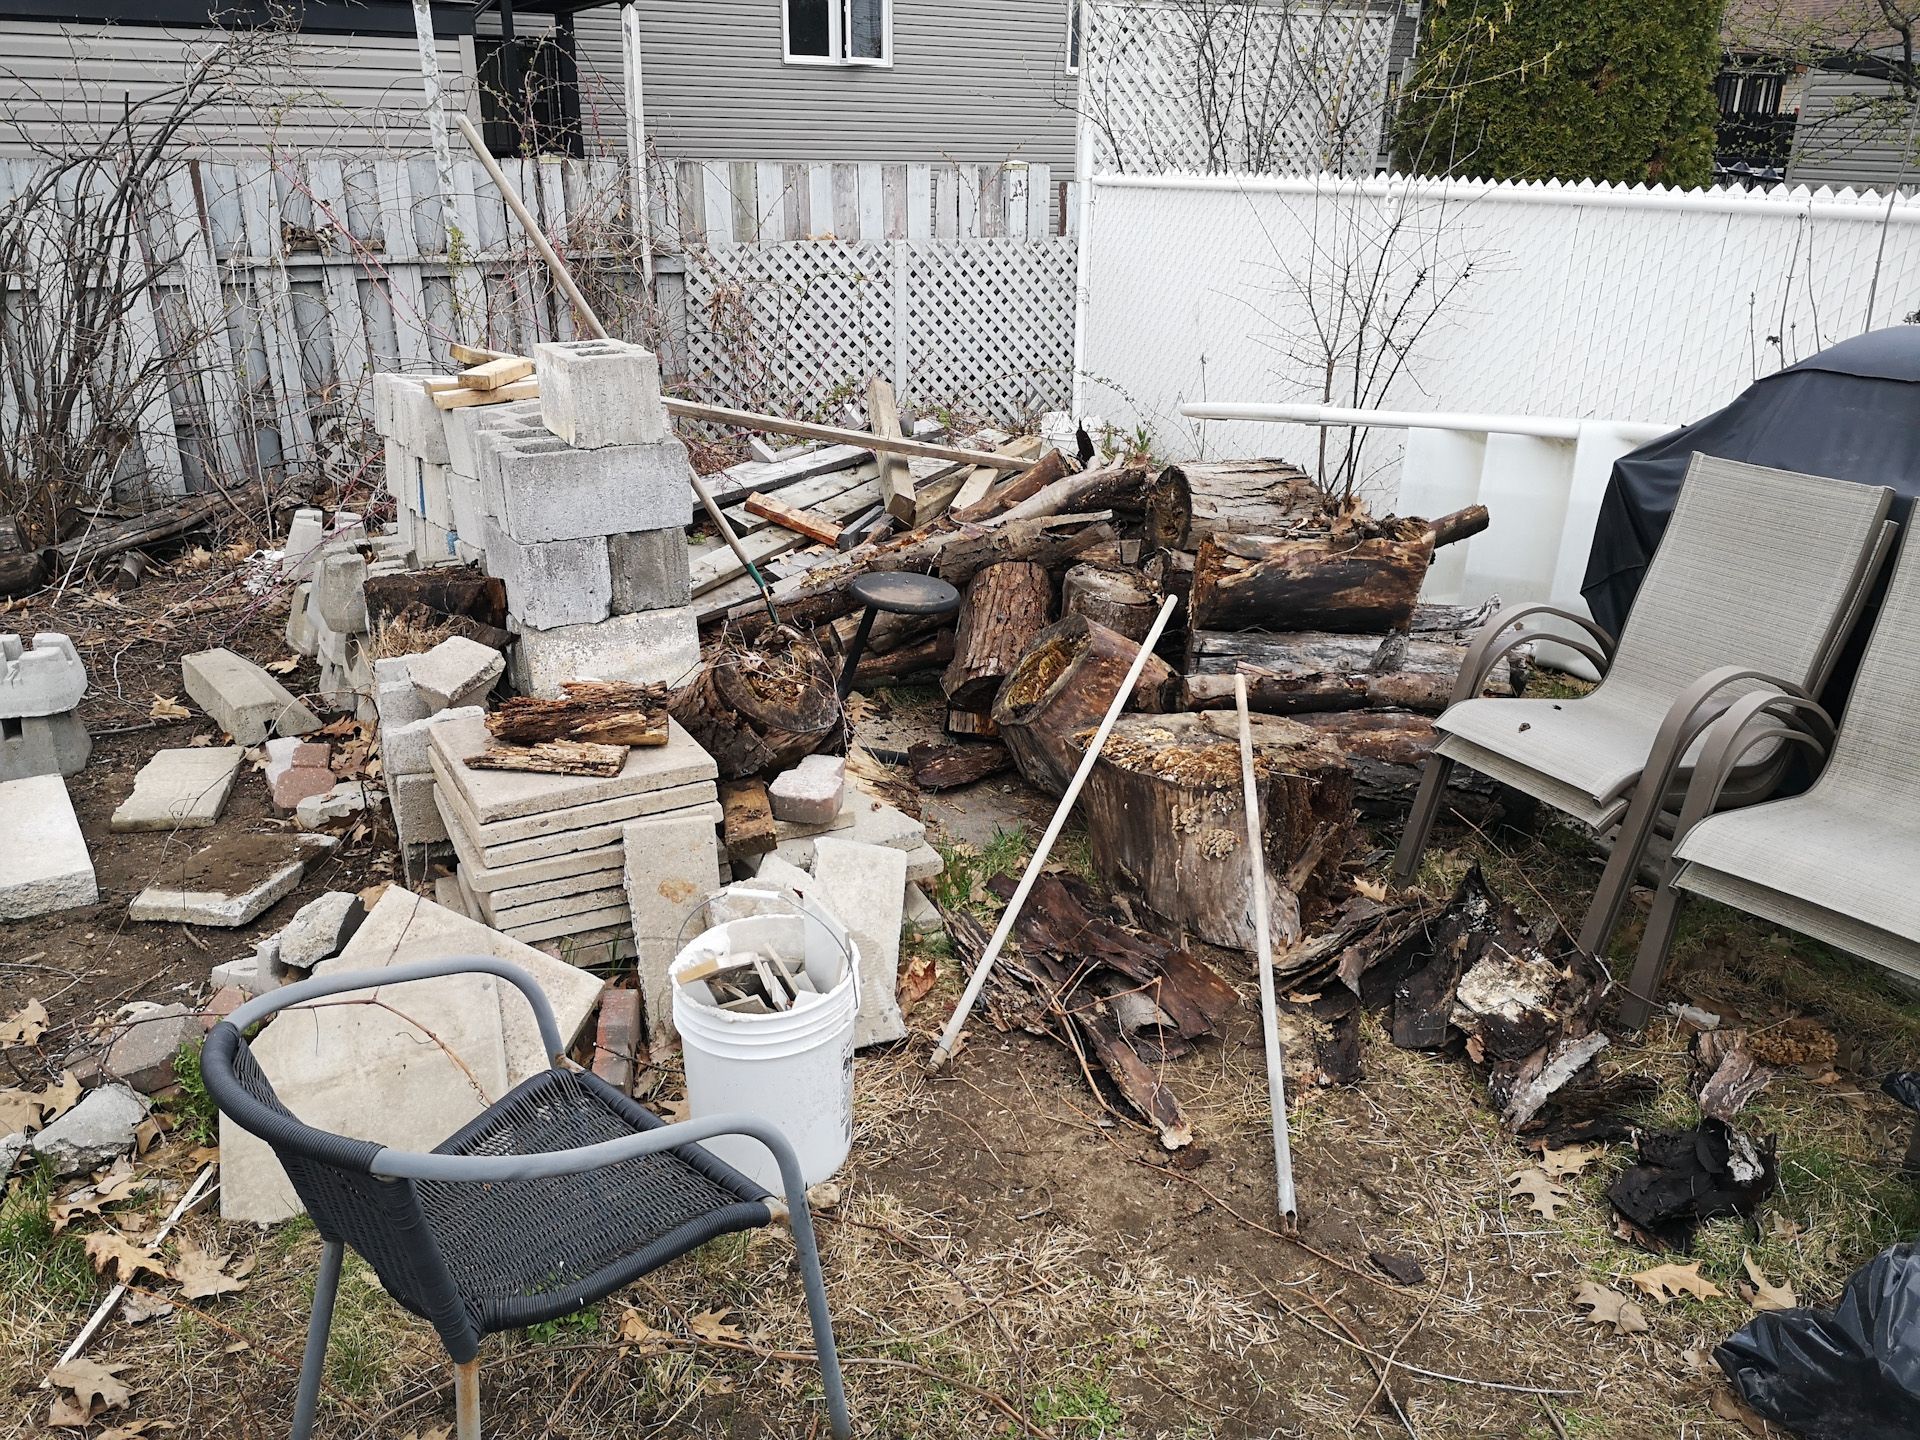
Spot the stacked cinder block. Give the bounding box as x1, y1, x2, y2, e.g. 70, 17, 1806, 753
428, 709, 723, 965
373, 374, 465, 567
282, 509, 397, 721
0, 632, 89, 782
476, 340, 699, 698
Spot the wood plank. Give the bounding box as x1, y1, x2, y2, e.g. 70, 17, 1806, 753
237, 159, 318, 460
1028, 164, 1052, 237
457, 355, 534, 390
746, 492, 842, 546
806, 162, 833, 238
689, 478, 881, 594
721, 780, 777, 857
756, 160, 786, 241
449, 341, 511, 366
434, 378, 540, 409
857, 162, 884, 240
721, 461, 877, 534
831, 162, 859, 239
867, 377, 908, 519
376, 158, 435, 371
701, 159, 734, 246
934, 165, 958, 239
664, 400, 1027, 470
702, 441, 870, 508
907, 164, 932, 240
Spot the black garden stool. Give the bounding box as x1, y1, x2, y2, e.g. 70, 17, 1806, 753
199, 956, 850, 1440
837, 571, 961, 697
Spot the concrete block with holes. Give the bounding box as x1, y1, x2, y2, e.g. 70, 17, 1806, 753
534, 338, 669, 449
485, 520, 612, 631
479, 431, 692, 545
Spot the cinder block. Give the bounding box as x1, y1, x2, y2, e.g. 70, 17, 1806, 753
444, 397, 544, 476
388, 770, 447, 846
419, 460, 454, 528
485, 520, 612, 630
378, 374, 450, 462
812, 835, 908, 1049
312, 549, 369, 634
382, 704, 484, 777
446, 470, 487, 560
480, 430, 692, 544
507, 607, 699, 699
608, 530, 693, 614
0, 633, 86, 719
181, 648, 322, 745
0, 712, 88, 782
534, 338, 668, 449
280, 507, 328, 580
408, 636, 504, 710
623, 806, 720, 1047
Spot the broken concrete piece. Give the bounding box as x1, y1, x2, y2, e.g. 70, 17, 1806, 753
903, 882, 941, 929
534, 337, 668, 449
769, 754, 847, 826
623, 808, 720, 1048
506, 606, 700, 699
109, 746, 244, 832
771, 790, 928, 871
0, 632, 87, 717
381, 705, 484, 778
373, 655, 430, 732
429, 711, 717, 823
408, 635, 504, 710
285, 583, 317, 657
1, 1133, 26, 1177
182, 648, 322, 744
296, 782, 378, 830
277, 891, 367, 971
128, 833, 323, 927
811, 836, 908, 1049
105, 1002, 197, 1092
0, 774, 97, 919
31, 1084, 149, 1177
312, 549, 370, 634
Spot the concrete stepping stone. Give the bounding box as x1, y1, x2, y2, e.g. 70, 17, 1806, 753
0, 774, 97, 919
128, 832, 331, 927
110, 746, 244, 831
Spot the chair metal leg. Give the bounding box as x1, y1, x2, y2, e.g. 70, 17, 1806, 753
835, 604, 880, 700
291, 1239, 343, 1440
453, 1358, 481, 1440
789, 1207, 851, 1440
1618, 884, 1687, 1032
1392, 754, 1455, 883
1578, 805, 1662, 956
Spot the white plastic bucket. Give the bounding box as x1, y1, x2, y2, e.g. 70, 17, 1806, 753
668, 887, 859, 1191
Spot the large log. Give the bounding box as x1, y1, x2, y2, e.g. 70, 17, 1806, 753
1146, 459, 1321, 550
1291, 709, 1511, 824
990, 615, 1179, 795
987, 462, 1153, 527
1079, 711, 1355, 951
1184, 632, 1527, 714
1062, 562, 1160, 641
852, 631, 954, 686
942, 561, 1054, 710
1190, 531, 1434, 633
669, 627, 841, 779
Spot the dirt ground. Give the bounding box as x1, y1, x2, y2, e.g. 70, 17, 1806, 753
4, 574, 1918, 1440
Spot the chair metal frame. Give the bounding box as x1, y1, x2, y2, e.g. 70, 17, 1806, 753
203, 956, 851, 1440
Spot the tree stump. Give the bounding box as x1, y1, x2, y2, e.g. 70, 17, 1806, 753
1190, 531, 1434, 633
1079, 711, 1355, 951
942, 561, 1054, 710
990, 615, 1179, 796
1146, 459, 1321, 550
669, 626, 841, 779
1062, 563, 1160, 641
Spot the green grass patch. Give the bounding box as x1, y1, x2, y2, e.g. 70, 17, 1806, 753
0, 1168, 95, 1310
165, 1038, 220, 1145
1030, 1375, 1125, 1437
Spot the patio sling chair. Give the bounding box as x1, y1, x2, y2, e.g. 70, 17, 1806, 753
1392, 455, 1895, 957
1616, 531, 1920, 1029
199, 956, 851, 1440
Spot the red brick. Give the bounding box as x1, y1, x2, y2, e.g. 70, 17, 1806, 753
202, 985, 245, 1032
592, 989, 642, 1094
270, 764, 336, 812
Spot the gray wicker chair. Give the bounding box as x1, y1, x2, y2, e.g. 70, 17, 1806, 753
1393, 455, 1895, 957
1618, 532, 1920, 1027
200, 956, 850, 1440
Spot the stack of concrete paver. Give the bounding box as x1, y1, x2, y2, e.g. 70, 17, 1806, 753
0, 631, 89, 781
429, 709, 723, 967
372, 376, 472, 568
475, 340, 701, 698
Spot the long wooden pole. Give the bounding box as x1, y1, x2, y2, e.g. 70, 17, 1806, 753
663, 400, 1030, 471
452, 114, 778, 624
928, 594, 1178, 1071
1235, 673, 1297, 1224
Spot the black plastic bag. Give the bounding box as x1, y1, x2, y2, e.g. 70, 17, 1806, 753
1715, 1242, 1920, 1439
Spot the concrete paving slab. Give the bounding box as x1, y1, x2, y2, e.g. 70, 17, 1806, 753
624, 807, 720, 1047
480, 881, 628, 928
431, 764, 719, 866
109, 746, 244, 832
128, 833, 329, 927
812, 836, 908, 1049
499, 903, 633, 945
0, 774, 97, 919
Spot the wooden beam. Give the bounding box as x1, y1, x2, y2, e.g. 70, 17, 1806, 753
458, 355, 535, 390
449, 341, 512, 366
434, 378, 540, 409
867, 377, 910, 520
746, 491, 843, 546
663, 399, 1028, 470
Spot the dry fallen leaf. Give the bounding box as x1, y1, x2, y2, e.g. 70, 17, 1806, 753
1, 997, 48, 1044
0, 1087, 45, 1133
47, 1358, 132, 1424
98, 1421, 173, 1439
1572, 1281, 1649, 1335
176, 547, 214, 572
1352, 876, 1389, 902
148, 694, 191, 721
897, 950, 937, 1012
265, 657, 300, 676
1630, 1261, 1724, 1304
1508, 1167, 1573, 1219
1710, 1386, 1774, 1435
1539, 1142, 1606, 1180
52, 1163, 145, 1232
84, 1233, 171, 1285
173, 1241, 254, 1301
42, 1070, 83, 1121
1737, 1251, 1797, 1312
617, 1308, 672, 1356
688, 1309, 744, 1344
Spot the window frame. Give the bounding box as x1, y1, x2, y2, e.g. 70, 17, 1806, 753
1065, 0, 1081, 76
782, 0, 893, 69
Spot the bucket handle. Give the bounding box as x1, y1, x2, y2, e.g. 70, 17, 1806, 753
670, 884, 862, 1014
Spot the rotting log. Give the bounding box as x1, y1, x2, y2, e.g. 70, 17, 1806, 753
1290, 709, 1513, 825
908, 741, 1011, 790
721, 780, 778, 857
1062, 563, 1160, 641
946, 708, 999, 738
669, 627, 841, 779
1190, 531, 1435, 634
1077, 710, 1355, 951
365, 570, 509, 632
852, 631, 954, 686
985, 462, 1152, 528
990, 614, 1179, 796
950, 447, 1076, 523
1146, 458, 1321, 551
466, 739, 628, 777
942, 561, 1054, 711
487, 681, 670, 746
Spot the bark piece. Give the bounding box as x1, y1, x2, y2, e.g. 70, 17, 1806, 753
942, 560, 1054, 710
1146, 458, 1321, 550
721, 780, 778, 857
466, 740, 628, 777
487, 681, 670, 746
1191, 531, 1435, 634
991, 615, 1179, 795
1078, 710, 1355, 950
907, 741, 1011, 790
945, 708, 999, 738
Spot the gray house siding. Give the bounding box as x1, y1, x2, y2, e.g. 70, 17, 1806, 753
0, 20, 475, 154
1786, 65, 1918, 191
572, 0, 1078, 165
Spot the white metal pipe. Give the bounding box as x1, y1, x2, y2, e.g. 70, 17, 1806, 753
1180, 400, 1675, 444
1094, 170, 1920, 224
1235, 675, 1296, 1225
1067, 0, 1097, 419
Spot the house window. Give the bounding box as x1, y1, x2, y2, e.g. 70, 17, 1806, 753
1066, 0, 1082, 75
475, 35, 579, 157
784, 0, 891, 65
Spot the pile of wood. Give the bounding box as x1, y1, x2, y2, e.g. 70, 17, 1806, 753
465, 680, 672, 777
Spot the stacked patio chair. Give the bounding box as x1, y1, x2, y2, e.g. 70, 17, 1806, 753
1617, 533, 1920, 1026
200, 956, 851, 1440
1393, 455, 1896, 959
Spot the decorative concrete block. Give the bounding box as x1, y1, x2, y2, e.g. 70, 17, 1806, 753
0, 711, 90, 782
623, 807, 720, 1047
110, 746, 244, 831
0, 774, 97, 919
609, 529, 693, 614
769, 753, 846, 826
534, 338, 668, 449
383, 704, 483, 778
485, 521, 612, 631
507, 607, 699, 699
409, 636, 505, 710
812, 835, 908, 1049
0, 633, 87, 718
182, 648, 322, 744
285, 583, 317, 657
481, 430, 692, 544
389, 770, 447, 846
312, 549, 370, 634
280, 507, 327, 580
